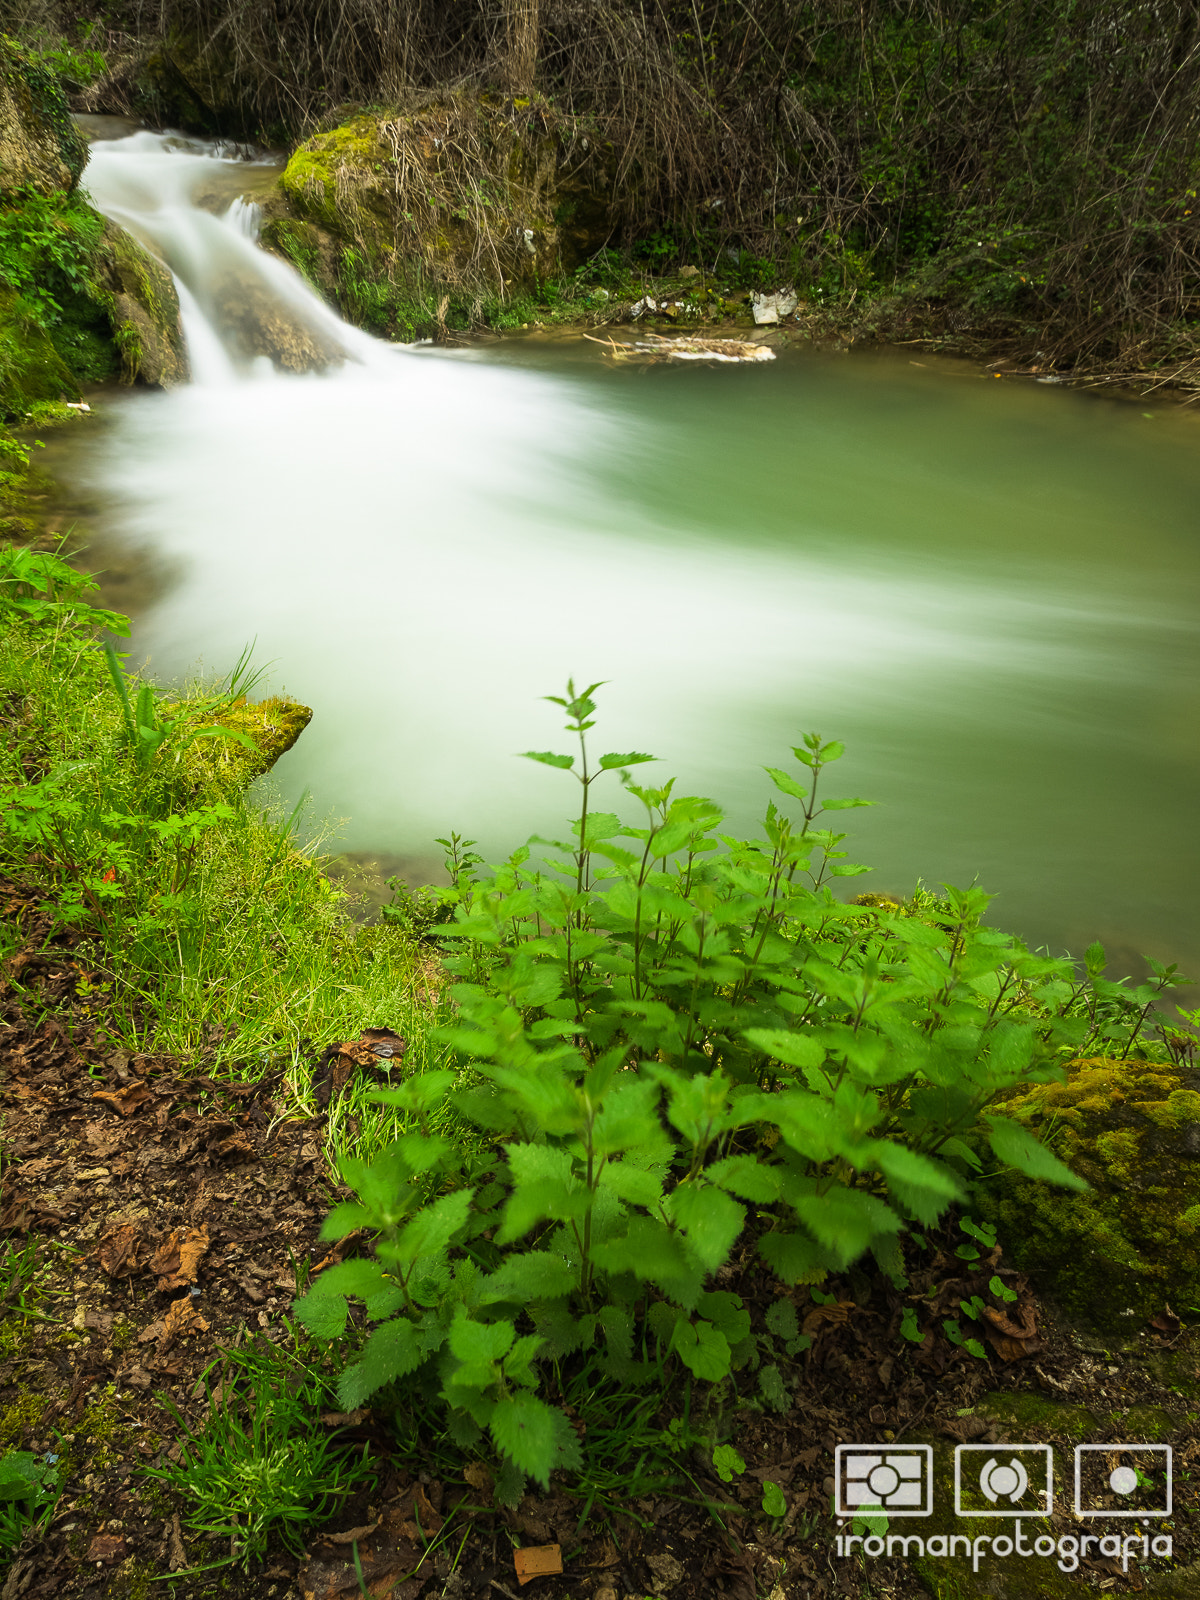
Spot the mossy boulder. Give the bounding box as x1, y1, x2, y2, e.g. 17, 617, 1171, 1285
0, 36, 88, 200
0, 289, 80, 418
270, 91, 615, 328
977, 1056, 1200, 1335
95, 222, 189, 387
183, 696, 312, 795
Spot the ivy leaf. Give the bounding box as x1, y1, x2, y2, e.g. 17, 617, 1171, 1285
712, 1443, 745, 1482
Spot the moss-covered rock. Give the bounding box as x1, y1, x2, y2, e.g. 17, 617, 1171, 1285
977, 1056, 1200, 1334
94, 221, 188, 387
267, 91, 615, 335
0, 36, 88, 200
182, 695, 312, 795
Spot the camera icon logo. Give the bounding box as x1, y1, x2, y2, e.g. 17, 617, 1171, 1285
954, 1445, 1053, 1517
1075, 1445, 1172, 1517
835, 1445, 933, 1517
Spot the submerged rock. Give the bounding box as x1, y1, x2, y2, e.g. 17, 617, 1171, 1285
95, 222, 189, 387
0, 38, 88, 200
977, 1055, 1200, 1335
210, 274, 344, 374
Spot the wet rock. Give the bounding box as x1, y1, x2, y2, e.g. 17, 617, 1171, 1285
95, 222, 190, 388
977, 1055, 1200, 1334
211, 274, 344, 373
0, 38, 88, 201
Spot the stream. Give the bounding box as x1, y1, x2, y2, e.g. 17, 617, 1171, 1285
55, 126, 1200, 976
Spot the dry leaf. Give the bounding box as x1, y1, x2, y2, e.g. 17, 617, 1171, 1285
150, 1226, 210, 1291
92, 1083, 154, 1116
85, 1532, 126, 1563
514, 1545, 563, 1586
158, 1296, 209, 1353
801, 1300, 855, 1336
96, 1223, 145, 1277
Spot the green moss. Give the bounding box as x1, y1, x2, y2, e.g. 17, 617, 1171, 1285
0, 1391, 45, 1444
976, 1392, 1099, 1440
976, 1055, 1200, 1333
0, 36, 88, 200
181, 695, 313, 795
1116, 1404, 1177, 1442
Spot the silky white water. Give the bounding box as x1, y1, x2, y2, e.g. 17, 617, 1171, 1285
67, 129, 1200, 974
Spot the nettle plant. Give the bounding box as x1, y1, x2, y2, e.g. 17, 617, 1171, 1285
297, 680, 1170, 1501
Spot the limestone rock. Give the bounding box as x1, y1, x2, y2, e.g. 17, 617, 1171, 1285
0, 38, 88, 201
978, 1055, 1200, 1334
95, 222, 189, 387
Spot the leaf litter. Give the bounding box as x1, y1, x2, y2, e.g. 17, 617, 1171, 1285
0, 872, 1196, 1599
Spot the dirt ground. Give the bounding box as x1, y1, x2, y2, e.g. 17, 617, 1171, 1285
0, 873, 1196, 1600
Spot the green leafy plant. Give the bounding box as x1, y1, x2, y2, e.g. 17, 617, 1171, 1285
140, 1336, 375, 1569
294, 679, 1113, 1500
0, 1450, 60, 1560
761, 1479, 787, 1518
0, 544, 128, 635
102, 641, 261, 775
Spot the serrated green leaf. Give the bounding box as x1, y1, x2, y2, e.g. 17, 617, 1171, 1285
336, 1317, 425, 1407
383, 1188, 474, 1268
478, 1252, 579, 1304
293, 1289, 350, 1340
490, 1394, 581, 1487
521, 750, 574, 769
763, 766, 808, 801
665, 1182, 745, 1271
822, 797, 874, 811
743, 1028, 827, 1073
449, 1312, 515, 1364
705, 1154, 784, 1203
764, 1299, 799, 1342
758, 1228, 829, 1283
986, 1116, 1089, 1190
758, 1363, 789, 1413
599, 751, 657, 769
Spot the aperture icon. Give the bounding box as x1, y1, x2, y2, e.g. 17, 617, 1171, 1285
954, 1445, 1053, 1517
836, 1445, 933, 1518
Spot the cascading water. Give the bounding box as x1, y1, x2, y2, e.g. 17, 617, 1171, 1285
65, 127, 1200, 969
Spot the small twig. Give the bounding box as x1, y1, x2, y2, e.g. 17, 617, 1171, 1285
489, 1581, 521, 1600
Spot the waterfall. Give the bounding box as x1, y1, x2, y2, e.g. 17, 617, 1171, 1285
81, 130, 393, 379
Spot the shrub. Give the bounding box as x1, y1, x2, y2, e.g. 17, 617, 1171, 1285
296, 679, 1184, 1500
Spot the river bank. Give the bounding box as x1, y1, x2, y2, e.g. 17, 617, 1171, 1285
2, 546, 1199, 1600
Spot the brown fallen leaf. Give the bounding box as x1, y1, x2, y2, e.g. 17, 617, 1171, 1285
150, 1226, 210, 1291
463, 1461, 493, 1504
981, 1300, 1044, 1363
92, 1082, 155, 1116
514, 1545, 563, 1586
801, 1300, 855, 1337
86, 1532, 127, 1564
96, 1223, 146, 1277
1149, 1304, 1182, 1338
158, 1295, 209, 1353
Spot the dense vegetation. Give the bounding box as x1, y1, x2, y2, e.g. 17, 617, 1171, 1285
1, 545, 1193, 1559
5, 0, 1200, 368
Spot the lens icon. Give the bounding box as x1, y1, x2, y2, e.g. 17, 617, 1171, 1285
979, 1457, 1028, 1503
1075, 1446, 1172, 1518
